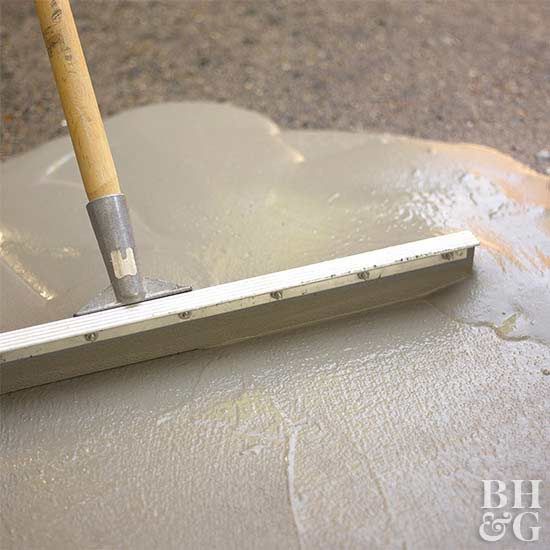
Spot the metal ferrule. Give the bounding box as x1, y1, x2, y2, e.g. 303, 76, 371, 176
86, 194, 146, 304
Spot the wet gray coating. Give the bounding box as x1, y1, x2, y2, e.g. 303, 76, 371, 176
1, 103, 549, 549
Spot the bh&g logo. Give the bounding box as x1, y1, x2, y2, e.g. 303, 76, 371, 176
479, 480, 542, 542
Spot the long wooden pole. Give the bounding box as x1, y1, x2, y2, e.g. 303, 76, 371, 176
35, 0, 121, 201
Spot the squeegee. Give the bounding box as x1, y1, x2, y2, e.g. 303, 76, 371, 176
0, 0, 478, 394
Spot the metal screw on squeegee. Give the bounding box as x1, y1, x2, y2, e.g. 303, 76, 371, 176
270, 291, 283, 300
84, 332, 98, 342
357, 271, 370, 280
178, 312, 191, 320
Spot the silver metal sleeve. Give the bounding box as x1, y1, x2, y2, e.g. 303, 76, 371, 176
86, 194, 146, 304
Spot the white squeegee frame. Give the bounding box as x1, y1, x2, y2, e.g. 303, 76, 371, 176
0, 231, 478, 367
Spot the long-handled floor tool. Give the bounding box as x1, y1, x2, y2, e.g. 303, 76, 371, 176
35, 0, 192, 316
0, 0, 478, 394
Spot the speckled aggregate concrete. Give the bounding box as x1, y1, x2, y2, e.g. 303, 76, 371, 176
1, 0, 549, 173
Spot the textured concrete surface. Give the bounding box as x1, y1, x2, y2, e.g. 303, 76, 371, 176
1, 0, 549, 173
1, 103, 549, 549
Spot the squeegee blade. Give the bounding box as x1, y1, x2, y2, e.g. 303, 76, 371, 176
0, 231, 478, 394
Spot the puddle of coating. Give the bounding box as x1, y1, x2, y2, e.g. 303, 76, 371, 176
1, 102, 549, 549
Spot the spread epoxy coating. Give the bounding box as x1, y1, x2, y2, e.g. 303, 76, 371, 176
1, 103, 548, 549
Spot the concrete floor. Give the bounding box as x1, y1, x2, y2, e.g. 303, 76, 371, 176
1, 0, 549, 172
1, 102, 548, 549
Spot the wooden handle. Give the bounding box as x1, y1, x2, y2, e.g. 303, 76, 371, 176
35, 0, 121, 201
